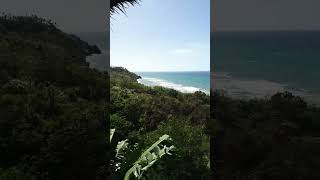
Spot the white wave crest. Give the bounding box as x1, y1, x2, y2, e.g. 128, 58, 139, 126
212, 71, 320, 104
138, 77, 207, 94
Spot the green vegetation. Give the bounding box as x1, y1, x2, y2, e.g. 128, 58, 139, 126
211, 91, 320, 180
123, 134, 174, 180
110, 67, 210, 179
0, 14, 210, 179
109, 1, 210, 179
110, 129, 174, 180
0, 14, 108, 180
3, 10, 320, 180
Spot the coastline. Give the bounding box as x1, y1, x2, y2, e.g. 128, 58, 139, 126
212, 71, 320, 105
137, 75, 210, 95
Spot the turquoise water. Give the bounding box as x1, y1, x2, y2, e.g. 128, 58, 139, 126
78, 31, 320, 103
77, 32, 211, 94
212, 31, 320, 103
136, 71, 210, 94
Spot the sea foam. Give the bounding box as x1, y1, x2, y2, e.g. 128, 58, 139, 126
212, 71, 320, 104
138, 77, 208, 94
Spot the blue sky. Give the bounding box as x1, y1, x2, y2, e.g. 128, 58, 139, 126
111, 0, 210, 72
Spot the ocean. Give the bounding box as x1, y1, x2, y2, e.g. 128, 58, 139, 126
136, 71, 210, 94
77, 33, 210, 94
212, 31, 320, 104
78, 31, 320, 104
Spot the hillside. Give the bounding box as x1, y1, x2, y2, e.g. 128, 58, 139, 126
0, 14, 211, 180
211, 90, 320, 180
109, 66, 211, 179
3, 14, 319, 180
0, 15, 108, 180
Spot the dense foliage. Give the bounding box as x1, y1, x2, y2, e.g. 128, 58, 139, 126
0, 15, 108, 180
211, 91, 320, 180
0, 14, 210, 180
6, 12, 320, 180
110, 67, 210, 179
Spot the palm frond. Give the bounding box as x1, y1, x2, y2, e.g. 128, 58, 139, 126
124, 135, 175, 180
110, 0, 140, 15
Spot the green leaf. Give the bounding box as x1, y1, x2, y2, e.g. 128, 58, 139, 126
110, 129, 115, 142
124, 134, 174, 180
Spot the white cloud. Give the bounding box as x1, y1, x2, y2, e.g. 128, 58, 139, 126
171, 48, 193, 54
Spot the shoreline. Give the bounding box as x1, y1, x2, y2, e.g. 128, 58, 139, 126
212, 71, 320, 105
137, 76, 210, 95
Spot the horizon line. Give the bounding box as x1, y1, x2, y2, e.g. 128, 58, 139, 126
133, 70, 210, 73
211, 29, 320, 33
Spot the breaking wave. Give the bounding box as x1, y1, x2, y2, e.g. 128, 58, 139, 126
138, 77, 208, 94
